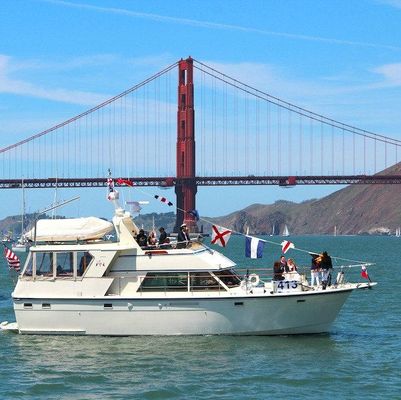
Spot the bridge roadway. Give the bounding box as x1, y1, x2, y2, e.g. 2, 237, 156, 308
1, 175, 401, 189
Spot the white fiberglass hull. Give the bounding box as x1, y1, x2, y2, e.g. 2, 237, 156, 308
13, 288, 355, 336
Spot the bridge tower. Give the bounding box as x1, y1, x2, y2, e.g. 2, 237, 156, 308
174, 57, 198, 232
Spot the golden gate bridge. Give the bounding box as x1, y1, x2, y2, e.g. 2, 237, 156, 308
1, 57, 401, 230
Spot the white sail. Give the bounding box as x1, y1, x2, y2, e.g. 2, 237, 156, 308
282, 225, 289, 237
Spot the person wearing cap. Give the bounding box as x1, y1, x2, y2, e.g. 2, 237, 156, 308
177, 223, 190, 249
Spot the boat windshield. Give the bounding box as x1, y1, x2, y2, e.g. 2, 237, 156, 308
212, 269, 242, 288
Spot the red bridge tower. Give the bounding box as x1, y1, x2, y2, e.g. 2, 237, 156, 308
175, 57, 198, 232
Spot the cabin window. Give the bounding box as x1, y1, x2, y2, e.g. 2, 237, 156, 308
77, 251, 92, 276
138, 272, 188, 292
56, 252, 74, 277
190, 272, 224, 291
36, 252, 54, 277
23, 254, 33, 277
213, 269, 242, 288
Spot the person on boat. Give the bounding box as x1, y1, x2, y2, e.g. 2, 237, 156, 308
158, 227, 168, 245
280, 255, 289, 272
320, 251, 333, 289
310, 254, 321, 287
287, 258, 297, 272
148, 231, 157, 246
273, 260, 285, 280
177, 223, 190, 249
136, 229, 148, 248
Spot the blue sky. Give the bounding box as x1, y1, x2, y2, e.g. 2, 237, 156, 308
1, 0, 401, 221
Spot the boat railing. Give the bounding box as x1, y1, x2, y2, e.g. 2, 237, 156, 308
137, 238, 208, 252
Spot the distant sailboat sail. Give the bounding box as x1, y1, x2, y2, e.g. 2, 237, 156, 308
396, 227, 400, 237
282, 225, 289, 237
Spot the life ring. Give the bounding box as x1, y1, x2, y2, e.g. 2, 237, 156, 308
248, 273, 260, 287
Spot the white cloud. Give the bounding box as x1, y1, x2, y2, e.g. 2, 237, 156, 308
0, 54, 109, 106
378, 0, 401, 9
372, 63, 401, 86
44, 0, 401, 51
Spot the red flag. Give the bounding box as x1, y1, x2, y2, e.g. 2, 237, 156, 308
361, 265, 370, 280
116, 178, 134, 187
3, 246, 20, 271
211, 225, 232, 247
281, 240, 294, 254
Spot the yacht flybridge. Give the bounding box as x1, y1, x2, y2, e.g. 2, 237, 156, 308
5, 198, 376, 336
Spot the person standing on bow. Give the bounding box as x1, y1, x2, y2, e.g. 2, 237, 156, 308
320, 251, 333, 289
273, 260, 285, 281
310, 254, 321, 287
280, 255, 289, 272
287, 258, 298, 272
177, 223, 191, 249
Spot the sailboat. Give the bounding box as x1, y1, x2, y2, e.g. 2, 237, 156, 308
395, 227, 400, 237
282, 224, 289, 237
269, 224, 276, 236
12, 180, 30, 253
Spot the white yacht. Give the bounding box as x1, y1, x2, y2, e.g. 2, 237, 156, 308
5, 200, 375, 336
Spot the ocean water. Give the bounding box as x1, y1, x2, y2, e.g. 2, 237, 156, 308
1, 236, 400, 400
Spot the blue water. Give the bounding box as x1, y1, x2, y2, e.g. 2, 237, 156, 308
1, 236, 400, 399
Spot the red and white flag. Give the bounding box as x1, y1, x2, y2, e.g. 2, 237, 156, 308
211, 225, 232, 247
3, 246, 20, 271
281, 240, 295, 254
116, 178, 134, 187
154, 195, 173, 206
361, 265, 370, 281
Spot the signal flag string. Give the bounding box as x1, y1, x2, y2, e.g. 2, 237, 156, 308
116, 182, 374, 268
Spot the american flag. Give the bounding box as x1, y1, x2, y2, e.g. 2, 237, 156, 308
3, 245, 20, 271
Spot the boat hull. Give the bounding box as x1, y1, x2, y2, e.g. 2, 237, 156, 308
13, 289, 354, 336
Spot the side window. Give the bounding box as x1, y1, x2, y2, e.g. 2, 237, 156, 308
56, 252, 74, 277
190, 272, 224, 291
138, 272, 188, 292
77, 251, 92, 276
36, 252, 54, 277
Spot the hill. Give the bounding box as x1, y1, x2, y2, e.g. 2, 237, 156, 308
210, 162, 401, 235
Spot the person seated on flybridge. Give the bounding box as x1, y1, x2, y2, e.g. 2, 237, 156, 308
135, 229, 148, 248
158, 227, 171, 248
177, 223, 191, 249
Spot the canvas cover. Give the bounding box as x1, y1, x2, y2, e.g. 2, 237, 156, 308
26, 217, 114, 242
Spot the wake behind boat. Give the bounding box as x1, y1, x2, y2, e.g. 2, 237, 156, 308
4, 184, 376, 336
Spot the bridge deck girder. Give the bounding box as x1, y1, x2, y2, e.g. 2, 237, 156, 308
1, 175, 401, 189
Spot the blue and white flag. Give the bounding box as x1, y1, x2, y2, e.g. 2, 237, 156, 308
245, 236, 264, 259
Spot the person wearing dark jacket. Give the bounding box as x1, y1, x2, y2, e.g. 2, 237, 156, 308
177, 223, 190, 249
273, 261, 285, 281
158, 227, 168, 245
136, 229, 148, 247
320, 251, 333, 289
